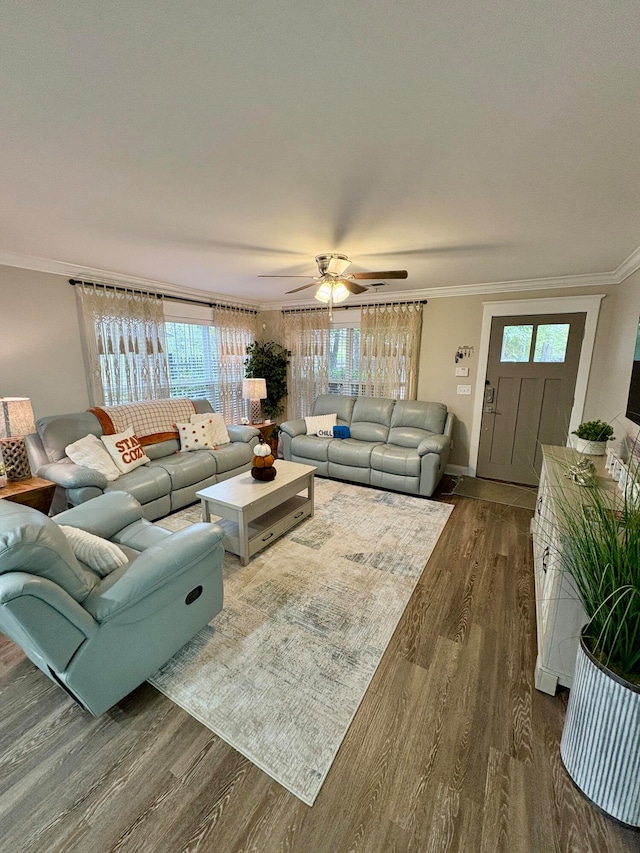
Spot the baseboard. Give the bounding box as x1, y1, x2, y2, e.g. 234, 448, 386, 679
445, 464, 469, 477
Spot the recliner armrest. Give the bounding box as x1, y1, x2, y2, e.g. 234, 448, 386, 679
0, 572, 98, 638
280, 419, 307, 438
37, 460, 108, 490
227, 425, 260, 443
417, 433, 451, 456
82, 523, 225, 623
53, 491, 145, 539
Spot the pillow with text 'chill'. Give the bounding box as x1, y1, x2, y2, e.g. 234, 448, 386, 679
65, 433, 121, 481
304, 413, 337, 438
100, 428, 150, 474
176, 421, 214, 452
59, 525, 128, 576
190, 412, 231, 446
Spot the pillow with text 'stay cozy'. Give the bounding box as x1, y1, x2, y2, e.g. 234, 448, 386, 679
101, 427, 150, 474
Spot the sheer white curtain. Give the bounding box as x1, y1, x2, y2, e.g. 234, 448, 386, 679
282, 310, 330, 419
360, 302, 423, 399
76, 284, 170, 406
213, 305, 259, 423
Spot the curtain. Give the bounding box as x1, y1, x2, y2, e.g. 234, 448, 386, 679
360, 302, 423, 399
282, 310, 330, 419
213, 305, 259, 423
76, 284, 170, 406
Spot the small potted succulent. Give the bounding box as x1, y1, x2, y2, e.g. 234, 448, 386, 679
571, 420, 615, 455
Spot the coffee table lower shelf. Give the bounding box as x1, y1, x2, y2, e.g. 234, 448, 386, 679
214, 494, 312, 562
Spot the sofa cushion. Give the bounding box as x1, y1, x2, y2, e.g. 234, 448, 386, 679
370, 444, 421, 477
291, 434, 333, 463
350, 397, 395, 442
312, 394, 356, 426
390, 400, 447, 438
104, 463, 171, 504
207, 440, 254, 474
149, 451, 216, 489
328, 438, 383, 468
36, 412, 104, 462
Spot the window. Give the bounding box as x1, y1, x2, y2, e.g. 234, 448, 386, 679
165, 321, 219, 406
328, 322, 362, 396
533, 323, 570, 363
500, 325, 533, 362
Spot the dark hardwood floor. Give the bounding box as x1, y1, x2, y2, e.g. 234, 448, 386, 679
1, 490, 638, 852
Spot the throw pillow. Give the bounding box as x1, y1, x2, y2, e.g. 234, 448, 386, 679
176, 421, 214, 452
100, 427, 150, 474
333, 425, 351, 439
304, 413, 337, 438
190, 412, 231, 446
65, 434, 121, 481
58, 526, 128, 576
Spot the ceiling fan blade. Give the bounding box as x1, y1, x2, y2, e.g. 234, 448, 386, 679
285, 282, 319, 294
343, 280, 368, 295
350, 270, 408, 280
259, 275, 319, 279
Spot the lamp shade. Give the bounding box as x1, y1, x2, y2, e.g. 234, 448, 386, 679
0, 397, 35, 438
242, 379, 267, 401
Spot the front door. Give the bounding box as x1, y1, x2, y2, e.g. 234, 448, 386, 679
477, 312, 586, 485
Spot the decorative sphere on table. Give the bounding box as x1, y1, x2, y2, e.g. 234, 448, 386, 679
251, 438, 277, 481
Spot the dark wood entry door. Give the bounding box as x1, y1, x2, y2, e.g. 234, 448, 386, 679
477, 312, 586, 485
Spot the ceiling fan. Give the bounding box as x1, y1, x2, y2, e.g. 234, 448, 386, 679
259, 253, 408, 306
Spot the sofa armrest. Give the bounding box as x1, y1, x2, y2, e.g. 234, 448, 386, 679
82, 523, 225, 623
227, 425, 260, 443
417, 433, 451, 456
37, 460, 108, 490
53, 491, 145, 539
280, 419, 307, 438
443, 411, 455, 439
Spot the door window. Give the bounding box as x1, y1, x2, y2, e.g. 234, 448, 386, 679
500, 325, 533, 362
533, 324, 570, 363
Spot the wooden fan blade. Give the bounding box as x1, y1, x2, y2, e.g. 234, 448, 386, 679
285, 282, 319, 294
343, 280, 368, 295
350, 270, 408, 280
259, 275, 319, 278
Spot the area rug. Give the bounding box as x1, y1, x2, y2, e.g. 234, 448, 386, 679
451, 476, 537, 510
149, 479, 453, 805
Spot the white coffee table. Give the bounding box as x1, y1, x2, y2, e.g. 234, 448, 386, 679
196, 459, 316, 565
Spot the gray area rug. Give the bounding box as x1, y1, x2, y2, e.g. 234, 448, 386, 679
149, 479, 453, 805
452, 476, 537, 510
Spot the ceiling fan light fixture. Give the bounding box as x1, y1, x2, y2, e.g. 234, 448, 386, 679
325, 254, 351, 276
314, 281, 333, 303
331, 280, 350, 303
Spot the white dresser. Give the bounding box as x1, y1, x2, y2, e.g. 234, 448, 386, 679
531, 446, 614, 695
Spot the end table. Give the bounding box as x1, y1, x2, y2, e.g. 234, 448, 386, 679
0, 477, 57, 515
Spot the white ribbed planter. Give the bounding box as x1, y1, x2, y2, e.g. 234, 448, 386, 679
560, 635, 640, 828
574, 437, 607, 455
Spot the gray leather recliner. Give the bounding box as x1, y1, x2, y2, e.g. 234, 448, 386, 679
280, 395, 453, 497
0, 491, 224, 715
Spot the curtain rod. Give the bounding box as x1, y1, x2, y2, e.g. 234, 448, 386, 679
68, 279, 258, 315
281, 299, 427, 315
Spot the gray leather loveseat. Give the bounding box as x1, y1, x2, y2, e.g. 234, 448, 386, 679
27, 399, 259, 519
280, 394, 453, 497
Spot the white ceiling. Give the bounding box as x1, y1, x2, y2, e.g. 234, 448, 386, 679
2, 1, 640, 306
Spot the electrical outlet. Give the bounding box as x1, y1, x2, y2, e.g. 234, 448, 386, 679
455, 366, 469, 377
457, 384, 472, 395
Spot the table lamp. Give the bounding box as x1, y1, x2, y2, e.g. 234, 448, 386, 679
242, 378, 267, 424
0, 397, 36, 481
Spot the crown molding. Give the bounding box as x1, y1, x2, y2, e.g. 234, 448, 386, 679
1, 244, 638, 314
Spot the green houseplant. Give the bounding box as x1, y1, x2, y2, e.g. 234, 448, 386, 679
554, 447, 640, 826
571, 420, 615, 455
244, 341, 291, 421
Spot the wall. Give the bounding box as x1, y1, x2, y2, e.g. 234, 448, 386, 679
2, 262, 637, 470
0, 266, 89, 418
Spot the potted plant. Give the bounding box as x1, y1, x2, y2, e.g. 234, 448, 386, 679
571, 419, 615, 455
553, 449, 640, 827
244, 341, 291, 421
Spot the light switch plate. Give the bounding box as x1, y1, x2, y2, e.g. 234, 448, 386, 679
457, 384, 472, 395
455, 366, 469, 377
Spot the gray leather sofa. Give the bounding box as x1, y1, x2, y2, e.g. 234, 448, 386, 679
280, 394, 453, 497
0, 492, 224, 715
27, 400, 259, 519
